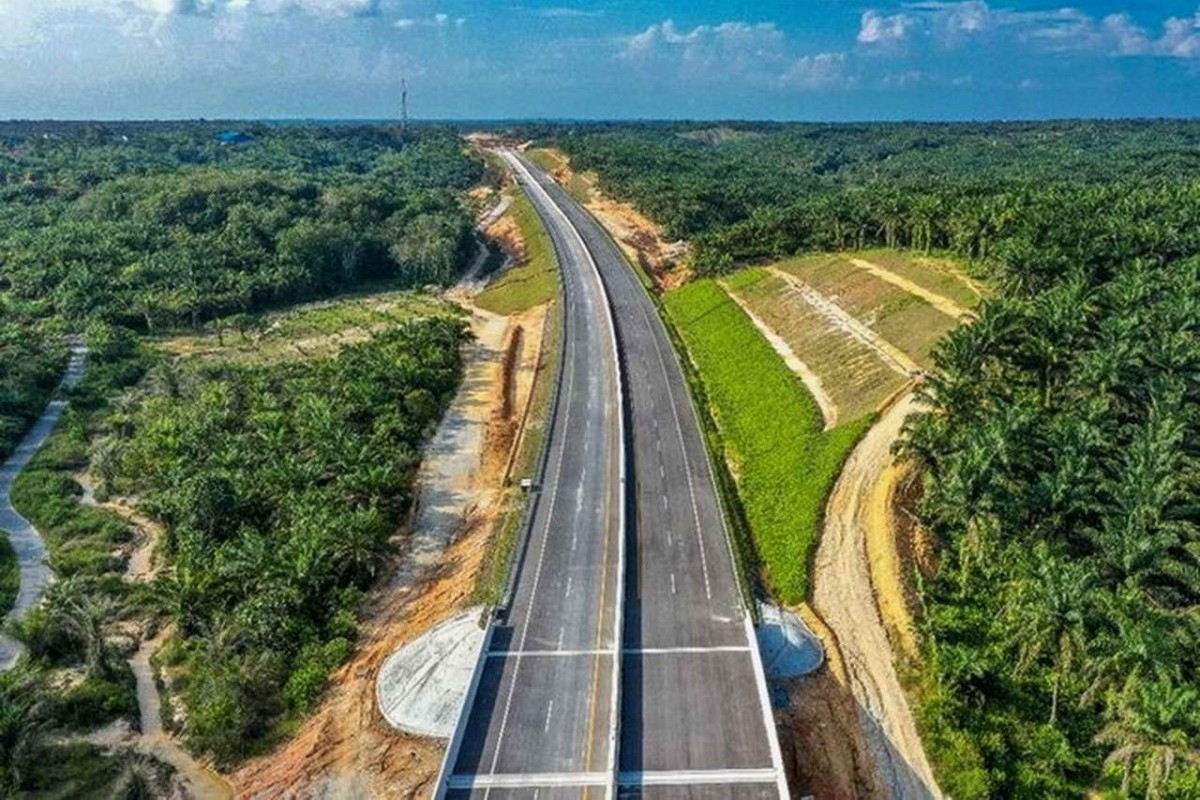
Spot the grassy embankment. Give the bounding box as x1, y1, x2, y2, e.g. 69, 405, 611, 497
474, 189, 560, 316
663, 278, 871, 604
473, 185, 564, 605
663, 251, 972, 604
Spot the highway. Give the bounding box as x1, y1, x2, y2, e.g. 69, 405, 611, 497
437, 151, 787, 799
442, 150, 624, 797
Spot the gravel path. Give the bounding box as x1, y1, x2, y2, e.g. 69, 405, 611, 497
0, 339, 87, 669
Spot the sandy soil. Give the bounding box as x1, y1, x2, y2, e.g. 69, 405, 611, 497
77, 473, 163, 582
810, 392, 941, 799
771, 268, 918, 376
849, 258, 973, 321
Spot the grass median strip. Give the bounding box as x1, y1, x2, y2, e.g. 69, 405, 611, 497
475, 189, 560, 316
662, 278, 871, 604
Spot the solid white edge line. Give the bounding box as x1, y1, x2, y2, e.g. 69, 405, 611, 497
506, 151, 627, 800
449, 768, 778, 790
745, 614, 791, 800
556, 171, 793, 800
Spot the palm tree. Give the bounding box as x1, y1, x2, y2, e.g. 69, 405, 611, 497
42, 579, 117, 679
1007, 546, 1099, 724
1097, 675, 1200, 799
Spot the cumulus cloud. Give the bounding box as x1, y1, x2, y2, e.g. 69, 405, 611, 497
857, 2, 1200, 59
858, 10, 912, 45
621, 19, 849, 90
780, 52, 850, 89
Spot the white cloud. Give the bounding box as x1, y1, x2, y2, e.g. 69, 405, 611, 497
859, 2, 1200, 59
621, 18, 848, 90
781, 52, 850, 89
858, 10, 912, 44
1158, 10, 1200, 58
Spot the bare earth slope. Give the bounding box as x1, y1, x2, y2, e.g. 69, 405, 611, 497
813, 393, 940, 798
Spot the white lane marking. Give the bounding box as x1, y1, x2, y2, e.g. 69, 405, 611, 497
506, 152, 626, 790
565, 574, 573, 598
450, 769, 777, 790
658, 463, 665, 479
635, 299, 714, 601
485, 646, 749, 658
448, 773, 607, 789
557, 627, 565, 650
487, 649, 608, 658
661, 495, 668, 510
629, 646, 751, 654
670, 574, 676, 595
485, 273, 581, 778
543, 700, 554, 733
666, 529, 673, 546
619, 769, 779, 786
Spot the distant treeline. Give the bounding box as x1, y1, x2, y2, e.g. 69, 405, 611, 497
539, 120, 1200, 274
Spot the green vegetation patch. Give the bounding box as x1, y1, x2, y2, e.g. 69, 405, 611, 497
475, 189, 560, 315
663, 278, 870, 603
856, 249, 983, 310
108, 317, 467, 765
0, 538, 16, 618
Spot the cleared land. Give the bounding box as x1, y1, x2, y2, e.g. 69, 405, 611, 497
725, 268, 903, 422
775, 254, 961, 369
661, 250, 975, 798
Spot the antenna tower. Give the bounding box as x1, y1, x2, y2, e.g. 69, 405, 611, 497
401, 78, 409, 131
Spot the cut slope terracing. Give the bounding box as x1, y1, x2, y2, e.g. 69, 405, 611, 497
663, 250, 978, 798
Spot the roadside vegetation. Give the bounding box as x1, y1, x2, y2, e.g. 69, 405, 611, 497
546, 120, 1200, 798
0, 123, 485, 793
474, 189, 560, 315
0, 539, 16, 618
663, 278, 870, 603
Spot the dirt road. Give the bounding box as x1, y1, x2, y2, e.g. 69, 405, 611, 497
812, 392, 940, 799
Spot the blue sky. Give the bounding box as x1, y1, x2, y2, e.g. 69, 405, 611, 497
0, 1, 1197, 120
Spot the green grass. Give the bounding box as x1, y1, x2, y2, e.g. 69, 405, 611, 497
475, 189, 560, 315
10, 414, 132, 580
0, 537, 17, 617
663, 279, 872, 603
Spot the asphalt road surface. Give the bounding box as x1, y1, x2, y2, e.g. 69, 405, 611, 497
444, 150, 624, 797
439, 153, 787, 799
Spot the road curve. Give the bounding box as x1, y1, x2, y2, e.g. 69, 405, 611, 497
1, 339, 88, 670
521, 156, 789, 800
438, 153, 789, 799
441, 150, 624, 798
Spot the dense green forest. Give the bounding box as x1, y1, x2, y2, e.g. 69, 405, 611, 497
545, 120, 1200, 273
0, 124, 483, 790
547, 121, 1200, 798
106, 318, 465, 761
0, 123, 480, 459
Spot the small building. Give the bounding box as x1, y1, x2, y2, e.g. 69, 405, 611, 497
216, 130, 253, 146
